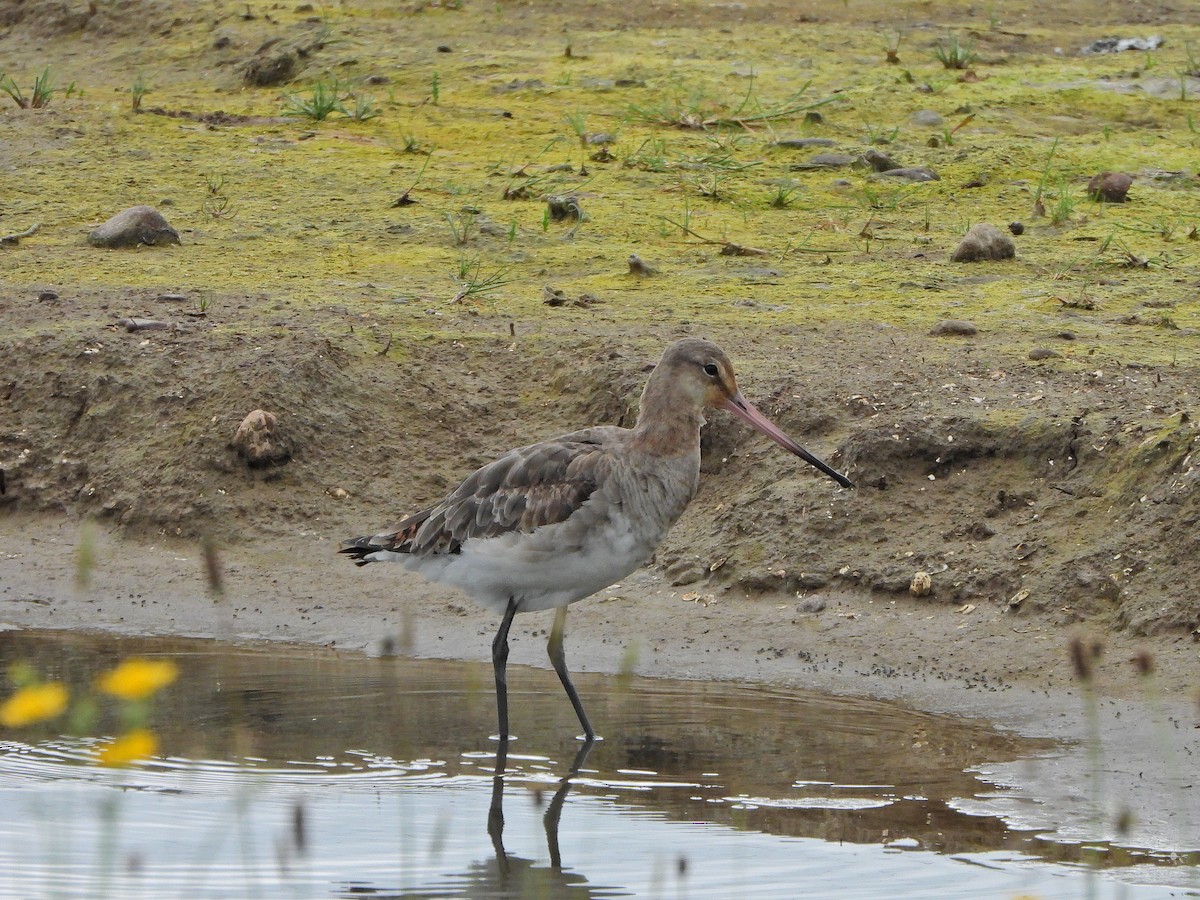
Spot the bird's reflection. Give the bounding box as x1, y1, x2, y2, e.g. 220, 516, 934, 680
489, 735, 598, 879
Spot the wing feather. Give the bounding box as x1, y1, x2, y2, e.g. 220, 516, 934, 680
343, 429, 615, 560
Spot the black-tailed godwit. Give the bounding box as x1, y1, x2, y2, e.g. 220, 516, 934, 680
341, 338, 853, 740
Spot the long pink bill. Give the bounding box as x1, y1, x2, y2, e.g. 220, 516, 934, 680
722, 394, 854, 489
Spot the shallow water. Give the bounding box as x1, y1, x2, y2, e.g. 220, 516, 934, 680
0, 631, 1195, 899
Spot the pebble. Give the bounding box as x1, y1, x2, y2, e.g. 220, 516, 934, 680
929, 319, 979, 337
88, 206, 180, 249
772, 137, 837, 148
951, 223, 1016, 262
875, 166, 939, 182
795, 596, 827, 614
860, 149, 900, 172
911, 109, 944, 127
37, 290, 58, 302
119, 317, 171, 332
798, 153, 856, 169
242, 46, 299, 87
231, 409, 291, 467
1029, 347, 1060, 360
1087, 171, 1133, 202
1008, 221, 1025, 235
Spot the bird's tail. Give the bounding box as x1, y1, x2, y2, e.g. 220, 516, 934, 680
338, 534, 397, 566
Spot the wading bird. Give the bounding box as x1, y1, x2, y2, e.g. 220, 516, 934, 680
341, 338, 853, 741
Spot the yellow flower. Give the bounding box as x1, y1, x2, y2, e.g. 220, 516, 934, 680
0, 681, 69, 728
97, 658, 178, 701
98, 728, 159, 767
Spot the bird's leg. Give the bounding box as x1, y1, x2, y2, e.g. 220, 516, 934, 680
544, 736, 596, 869
492, 597, 519, 741
487, 733, 511, 874
547, 605, 596, 740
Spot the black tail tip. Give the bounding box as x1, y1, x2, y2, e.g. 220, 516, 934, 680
339, 538, 377, 565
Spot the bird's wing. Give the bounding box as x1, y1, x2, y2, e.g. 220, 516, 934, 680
347, 428, 617, 558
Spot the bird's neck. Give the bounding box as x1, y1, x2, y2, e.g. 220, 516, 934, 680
630, 388, 705, 457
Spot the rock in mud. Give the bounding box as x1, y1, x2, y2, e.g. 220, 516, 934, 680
118, 317, 170, 332
875, 166, 939, 182
242, 41, 300, 86
911, 109, 944, 127
798, 153, 856, 169
1087, 172, 1133, 202
929, 319, 979, 337
88, 206, 180, 249
1028, 347, 1060, 360
951, 223, 1015, 262
860, 149, 900, 172
909, 571, 933, 597
232, 410, 291, 467
795, 595, 827, 614
772, 137, 837, 149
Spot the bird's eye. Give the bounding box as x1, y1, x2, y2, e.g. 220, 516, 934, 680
702, 363, 720, 377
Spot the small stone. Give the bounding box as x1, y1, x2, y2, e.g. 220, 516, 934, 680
909, 571, 933, 596
436, 44, 452, 53
1008, 221, 1025, 235
1087, 171, 1133, 202
242, 45, 299, 87
929, 319, 979, 337
231, 409, 291, 467
37, 290, 59, 302
861, 148, 900, 172
911, 109, 944, 127
1053, 330, 1077, 340
628, 254, 657, 276
772, 137, 837, 148
328, 487, 351, 500
1028, 347, 1060, 360
875, 166, 939, 182
795, 596, 827, 614
803, 111, 824, 124
798, 153, 856, 169
119, 317, 170, 332
951, 223, 1016, 262
89, 206, 180, 249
